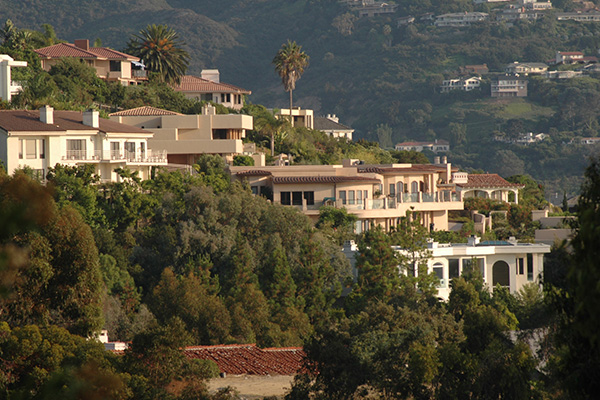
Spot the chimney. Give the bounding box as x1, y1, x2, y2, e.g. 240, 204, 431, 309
83, 109, 99, 128
326, 114, 339, 123
40, 105, 54, 124
446, 162, 451, 184
200, 69, 220, 83
441, 155, 448, 164
434, 156, 440, 164
203, 104, 216, 115
74, 39, 90, 51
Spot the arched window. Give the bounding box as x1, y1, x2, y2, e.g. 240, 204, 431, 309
411, 181, 419, 193
492, 260, 510, 288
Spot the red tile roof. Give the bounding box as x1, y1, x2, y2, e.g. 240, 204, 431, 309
185, 344, 304, 375
457, 173, 525, 189
109, 106, 183, 116
173, 75, 251, 95
235, 170, 273, 177
35, 43, 138, 61
272, 176, 380, 184
0, 110, 150, 134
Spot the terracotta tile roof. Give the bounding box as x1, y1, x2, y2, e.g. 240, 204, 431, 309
235, 170, 273, 177
109, 106, 183, 116
185, 344, 304, 375
173, 75, 251, 95
396, 140, 449, 146
0, 110, 150, 134
359, 164, 454, 174
272, 176, 380, 184
457, 173, 525, 189
35, 43, 138, 61
314, 117, 352, 131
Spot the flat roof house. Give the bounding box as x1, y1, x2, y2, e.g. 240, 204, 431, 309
314, 115, 354, 140
35, 40, 146, 86
491, 76, 528, 98
0, 106, 166, 182
110, 105, 253, 165
230, 159, 465, 232
172, 71, 251, 111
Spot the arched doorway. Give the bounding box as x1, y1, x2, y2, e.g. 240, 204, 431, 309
492, 261, 510, 288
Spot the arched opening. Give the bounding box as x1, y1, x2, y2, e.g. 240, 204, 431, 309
411, 181, 419, 193
492, 260, 510, 288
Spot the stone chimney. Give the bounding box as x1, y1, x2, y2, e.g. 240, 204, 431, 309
74, 39, 90, 51
326, 114, 339, 123
83, 109, 99, 128
434, 156, 440, 164
201, 69, 220, 83
40, 105, 54, 124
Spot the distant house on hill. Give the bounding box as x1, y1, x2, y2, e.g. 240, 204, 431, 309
491, 76, 528, 97
0, 54, 27, 101
314, 114, 354, 140
35, 39, 146, 86
555, 51, 585, 64
172, 70, 251, 111
353, 0, 399, 17
505, 61, 548, 75
434, 12, 489, 27
440, 76, 482, 92
557, 11, 600, 22
395, 140, 450, 153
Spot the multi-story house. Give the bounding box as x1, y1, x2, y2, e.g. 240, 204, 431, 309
275, 108, 314, 128
555, 51, 584, 64
230, 159, 466, 233
344, 236, 550, 300
440, 76, 482, 92
172, 70, 251, 111
353, 0, 399, 17
557, 11, 600, 22
110, 105, 253, 165
497, 7, 544, 22
505, 62, 548, 75
35, 40, 146, 86
395, 140, 450, 153
434, 12, 489, 27
314, 115, 354, 140
0, 106, 166, 182
491, 76, 528, 97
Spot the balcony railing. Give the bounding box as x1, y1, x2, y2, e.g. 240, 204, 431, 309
133, 70, 147, 78
63, 149, 167, 163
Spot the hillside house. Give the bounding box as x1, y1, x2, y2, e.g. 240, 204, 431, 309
0, 106, 166, 182
275, 108, 314, 128
353, 0, 399, 17
230, 159, 465, 232
395, 140, 450, 153
35, 40, 146, 86
440, 76, 482, 92
110, 105, 253, 165
456, 173, 524, 203
555, 51, 585, 64
0, 54, 27, 101
557, 11, 600, 21
172, 71, 251, 111
314, 115, 354, 140
497, 7, 544, 22
491, 76, 528, 97
505, 62, 548, 75
435, 12, 489, 27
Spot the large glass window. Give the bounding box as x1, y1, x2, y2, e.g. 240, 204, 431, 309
67, 139, 86, 159
527, 254, 534, 281
348, 190, 355, 205
109, 60, 121, 72
18, 139, 23, 159
38, 139, 45, 159
518, 258, 524, 275
26, 139, 36, 159
339, 190, 347, 205
449, 259, 460, 279
280, 191, 291, 205
303, 191, 314, 206
110, 142, 120, 159
292, 191, 302, 206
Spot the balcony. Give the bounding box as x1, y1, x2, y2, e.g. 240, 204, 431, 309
133, 69, 147, 79
63, 149, 167, 164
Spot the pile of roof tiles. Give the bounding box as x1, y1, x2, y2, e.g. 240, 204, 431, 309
184, 344, 305, 375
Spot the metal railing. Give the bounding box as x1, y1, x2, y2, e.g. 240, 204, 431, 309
63, 149, 167, 163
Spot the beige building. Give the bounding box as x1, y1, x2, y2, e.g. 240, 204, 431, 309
35, 40, 146, 86
0, 106, 166, 182
457, 174, 524, 203
491, 76, 528, 98
276, 108, 314, 128
0, 54, 27, 101
230, 159, 465, 232
110, 105, 253, 165
172, 71, 251, 111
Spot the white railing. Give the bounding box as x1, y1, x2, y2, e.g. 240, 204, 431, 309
64, 149, 167, 163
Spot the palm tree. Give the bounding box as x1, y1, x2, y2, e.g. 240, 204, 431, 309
127, 24, 190, 85
272, 40, 309, 112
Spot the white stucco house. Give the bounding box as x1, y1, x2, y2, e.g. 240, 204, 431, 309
0, 106, 167, 182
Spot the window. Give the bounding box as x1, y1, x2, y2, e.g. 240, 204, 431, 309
26, 139, 36, 159
110, 142, 120, 159
357, 189, 363, 204
251, 186, 258, 195
18, 139, 23, 159
303, 191, 314, 206
125, 142, 135, 159
280, 191, 291, 205
292, 191, 302, 205
109, 60, 121, 72
38, 139, 45, 159
449, 259, 460, 279
67, 139, 86, 159
221, 93, 231, 103
364, 190, 368, 199
518, 258, 524, 275
348, 190, 355, 205
140, 142, 145, 159
389, 183, 395, 196
339, 190, 347, 205
527, 254, 534, 281
411, 181, 419, 193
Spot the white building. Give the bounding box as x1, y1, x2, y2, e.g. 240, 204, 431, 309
172, 70, 251, 111
0, 106, 167, 182
314, 115, 354, 140
394, 237, 551, 300
0, 54, 27, 101
441, 76, 482, 92
435, 12, 489, 27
